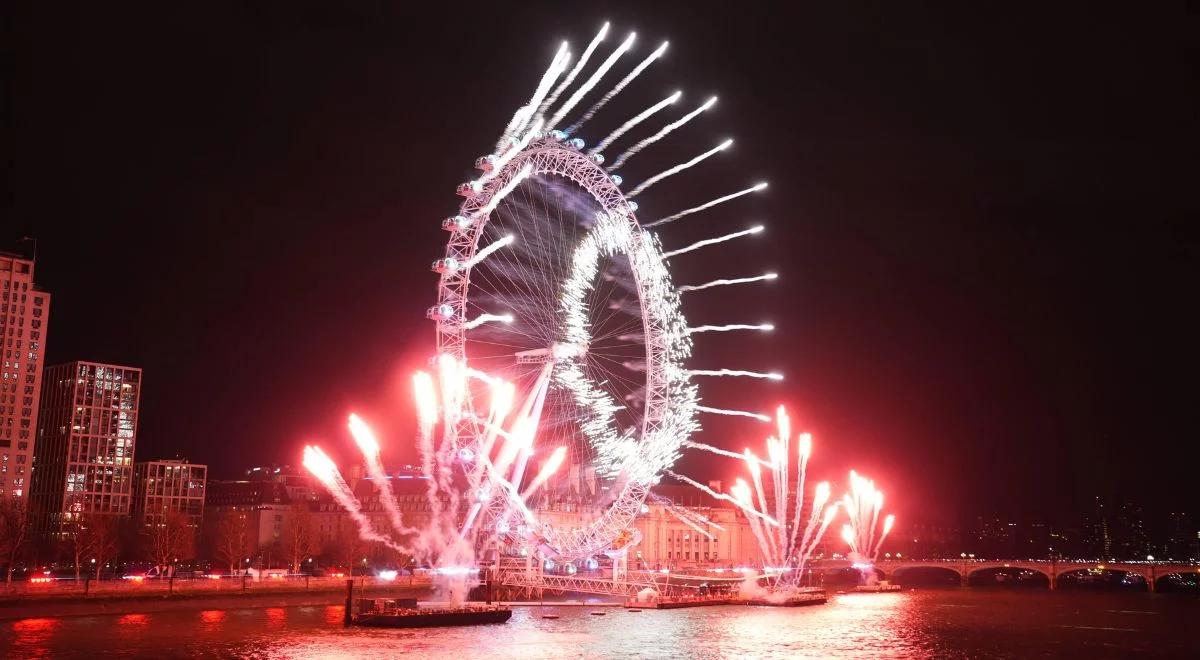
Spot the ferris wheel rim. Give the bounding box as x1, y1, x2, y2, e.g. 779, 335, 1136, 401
433, 135, 695, 560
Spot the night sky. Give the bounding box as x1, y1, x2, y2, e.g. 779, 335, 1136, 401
4, 3, 1195, 530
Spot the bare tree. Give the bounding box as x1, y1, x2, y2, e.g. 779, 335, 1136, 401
0, 498, 31, 584
332, 529, 366, 578
281, 503, 318, 574
84, 514, 120, 581
143, 511, 195, 576
62, 518, 90, 581
213, 512, 251, 574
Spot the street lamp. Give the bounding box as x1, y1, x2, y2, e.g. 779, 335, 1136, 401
960, 553, 966, 559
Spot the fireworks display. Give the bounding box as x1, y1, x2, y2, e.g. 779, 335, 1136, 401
300, 20, 898, 603
840, 470, 895, 566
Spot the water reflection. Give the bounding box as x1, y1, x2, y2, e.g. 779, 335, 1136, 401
1, 591, 1196, 658
118, 613, 150, 626
265, 607, 287, 628
7, 617, 62, 659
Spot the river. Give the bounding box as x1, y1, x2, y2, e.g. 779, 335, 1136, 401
2, 589, 1197, 658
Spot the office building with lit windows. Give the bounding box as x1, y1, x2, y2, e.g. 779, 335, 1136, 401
0, 251, 51, 501
30, 361, 141, 535
132, 459, 207, 528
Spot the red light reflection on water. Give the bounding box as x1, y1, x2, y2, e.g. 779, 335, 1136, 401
10, 617, 62, 656
265, 607, 287, 628
200, 609, 227, 626
118, 613, 149, 626
324, 606, 345, 626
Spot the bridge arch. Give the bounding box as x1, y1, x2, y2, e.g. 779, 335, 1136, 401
889, 565, 961, 586
966, 565, 1050, 588
1055, 567, 1149, 591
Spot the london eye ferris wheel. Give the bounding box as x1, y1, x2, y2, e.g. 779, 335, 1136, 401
428, 24, 777, 562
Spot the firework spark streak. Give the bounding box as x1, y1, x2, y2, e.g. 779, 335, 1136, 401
687, 323, 774, 334
303, 446, 407, 551
485, 122, 543, 181
679, 272, 777, 292
608, 96, 718, 171
348, 414, 417, 535
590, 91, 680, 155
463, 313, 513, 330
682, 439, 772, 466
662, 225, 763, 258
465, 234, 516, 268
496, 42, 570, 153
547, 31, 636, 130
840, 470, 894, 564
696, 405, 772, 422
644, 182, 767, 228
665, 469, 779, 525
521, 445, 568, 499
566, 41, 669, 135
628, 139, 732, 197
540, 23, 609, 115
687, 369, 783, 380
475, 164, 533, 216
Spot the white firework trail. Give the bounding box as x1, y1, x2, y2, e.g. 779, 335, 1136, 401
647, 494, 729, 533
539, 22, 609, 115
463, 313, 513, 330
607, 96, 717, 171
679, 273, 778, 292
682, 439, 772, 466
662, 225, 763, 259
644, 182, 768, 228
687, 369, 783, 380
687, 323, 774, 334
348, 414, 418, 536
495, 42, 570, 153
664, 506, 717, 540
696, 405, 772, 422
628, 139, 732, 197
302, 446, 407, 552
664, 469, 779, 525
745, 449, 779, 564
547, 32, 637, 130
465, 235, 514, 269
565, 41, 669, 135
474, 163, 533, 217
590, 91, 680, 156
484, 121, 542, 182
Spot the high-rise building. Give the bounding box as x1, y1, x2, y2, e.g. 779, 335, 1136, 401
0, 251, 51, 501
132, 459, 207, 529
30, 361, 141, 535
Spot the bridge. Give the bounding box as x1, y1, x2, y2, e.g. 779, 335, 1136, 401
492, 557, 1199, 597
815, 559, 1200, 592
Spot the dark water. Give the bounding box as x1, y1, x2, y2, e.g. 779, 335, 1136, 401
2, 590, 1198, 658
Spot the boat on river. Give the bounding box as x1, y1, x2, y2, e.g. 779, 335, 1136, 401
353, 603, 512, 628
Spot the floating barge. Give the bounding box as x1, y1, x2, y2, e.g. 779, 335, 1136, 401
854, 583, 902, 593
354, 602, 512, 628
625, 597, 732, 609
740, 592, 828, 607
